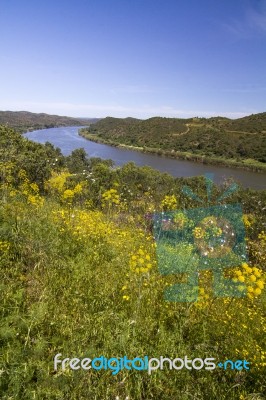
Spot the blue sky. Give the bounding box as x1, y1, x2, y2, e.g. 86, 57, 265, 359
1, 0, 266, 119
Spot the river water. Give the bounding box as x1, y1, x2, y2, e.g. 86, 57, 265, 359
24, 126, 266, 190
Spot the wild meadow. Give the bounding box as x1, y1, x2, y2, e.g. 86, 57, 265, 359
0, 126, 266, 399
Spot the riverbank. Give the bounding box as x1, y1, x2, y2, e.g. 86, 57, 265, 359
79, 129, 266, 173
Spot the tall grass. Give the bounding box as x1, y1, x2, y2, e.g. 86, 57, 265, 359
0, 166, 265, 399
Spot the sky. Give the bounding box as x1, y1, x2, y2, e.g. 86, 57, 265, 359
0, 0, 266, 119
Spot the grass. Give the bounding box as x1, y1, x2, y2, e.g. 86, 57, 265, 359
0, 166, 266, 399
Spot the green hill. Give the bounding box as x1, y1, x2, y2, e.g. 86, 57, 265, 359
0, 124, 266, 399
224, 112, 266, 133
0, 110, 100, 133
80, 113, 266, 169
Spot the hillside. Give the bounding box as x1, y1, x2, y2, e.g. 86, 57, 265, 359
0, 110, 100, 133
0, 124, 266, 398
80, 113, 266, 170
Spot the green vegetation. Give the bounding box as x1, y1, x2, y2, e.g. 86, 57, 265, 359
0, 111, 100, 133
1, 125, 266, 399
80, 113, 266, 171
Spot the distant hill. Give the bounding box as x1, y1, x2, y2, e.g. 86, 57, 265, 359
80, 113, 266, 170
0, 111, 100, 133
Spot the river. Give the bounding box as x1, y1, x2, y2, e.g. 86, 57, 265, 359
24, 126, 266, 190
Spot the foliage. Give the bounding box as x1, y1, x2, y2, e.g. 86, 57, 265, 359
0, 124, 266, 399
80, 113, 266, 168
